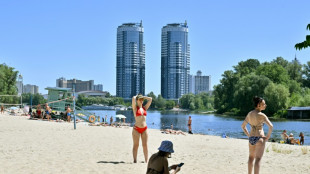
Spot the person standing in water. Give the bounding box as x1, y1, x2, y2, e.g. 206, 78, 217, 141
188, 116, 192, 134
241, 96, 273, 174
132, 94, 152, 163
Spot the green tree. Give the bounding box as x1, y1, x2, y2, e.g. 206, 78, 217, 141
165, 100, 175, 109
287, 80, 302, 95
264, 83, 290, 115
198, 92, 214, 110
295, 24, 310, 50
147, 91, 157, 109
256, 63, 289, 84
179, 93, 195, 109
302, 61, 310, 88
234, 73, 271, 115
287, 58, 303, 82
233, 59, 260, 77
213, 70, 239, 113
299, 88, 310, 106
194, 96, 204, 110
288, 93, 303, 107
22, 93, 47, 106
156, 95, 166, 109
0, 64, 19, 104
105, 92, 111, 98
271, 57, 289, 68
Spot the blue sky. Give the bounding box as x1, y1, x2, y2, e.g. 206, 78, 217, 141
1, 0, 310, 95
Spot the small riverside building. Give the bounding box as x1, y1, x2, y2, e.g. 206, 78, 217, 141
287, 107, 310, 119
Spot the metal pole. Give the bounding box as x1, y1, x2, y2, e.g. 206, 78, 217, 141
73, 84, 76, 130
21, 76, 23, 108
30, 94, 32, 107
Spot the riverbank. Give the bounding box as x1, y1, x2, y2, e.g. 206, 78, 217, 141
0, 114, 309, 174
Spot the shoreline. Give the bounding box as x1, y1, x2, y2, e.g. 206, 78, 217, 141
1, 114, 309, 174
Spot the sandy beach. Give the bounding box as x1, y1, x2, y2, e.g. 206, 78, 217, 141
0, 113, 309, 174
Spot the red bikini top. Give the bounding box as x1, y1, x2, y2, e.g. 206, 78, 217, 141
136, 106, 147, 116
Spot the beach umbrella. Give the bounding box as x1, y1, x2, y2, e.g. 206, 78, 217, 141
115, 114, 126, 119
77, 113, 85, 116
9, 106, 19, 110
23, 106, 29, 113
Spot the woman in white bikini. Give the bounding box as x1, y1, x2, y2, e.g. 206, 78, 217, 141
241, 96, 273, 174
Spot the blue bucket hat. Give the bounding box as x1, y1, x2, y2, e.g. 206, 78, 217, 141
158, 140, 174, 153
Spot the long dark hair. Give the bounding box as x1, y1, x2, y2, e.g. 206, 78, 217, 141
253, 96, 264, 107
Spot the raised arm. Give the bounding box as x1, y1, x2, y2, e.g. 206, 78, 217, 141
263, 114, 273, 140
132, 95, 137, 115
143, 96, 153, 110
241, 115, 250, 137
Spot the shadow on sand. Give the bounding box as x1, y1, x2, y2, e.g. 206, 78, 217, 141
97, 161, 126, 164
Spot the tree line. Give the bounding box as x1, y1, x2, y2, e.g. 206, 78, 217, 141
145, 91, 214, 111
213, 57, 310, 117
76, 93, 125, 107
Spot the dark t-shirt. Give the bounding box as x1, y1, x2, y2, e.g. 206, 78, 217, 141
146, 152, 169, 174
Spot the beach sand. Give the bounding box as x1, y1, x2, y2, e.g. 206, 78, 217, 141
0, 113, 309, 174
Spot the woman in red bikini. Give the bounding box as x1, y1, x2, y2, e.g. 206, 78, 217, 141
132, 93, 152, 163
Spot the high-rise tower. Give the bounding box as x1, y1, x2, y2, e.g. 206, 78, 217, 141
116, 22, 145, 99
161, 21, 190, 100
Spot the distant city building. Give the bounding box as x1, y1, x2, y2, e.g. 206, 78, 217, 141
77, 90, 108, 98
56, 77, 95, 92
16, 75, 23, 95
161, 21, 190, 100
93, 84, 103, 91
189, 74, 195, 94
23, 84, 39, 94
189, 70, 211, 95
116, 21, 145, 100
16, 81, 23, 95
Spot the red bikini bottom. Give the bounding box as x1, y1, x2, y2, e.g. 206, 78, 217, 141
134, 126, 147, 134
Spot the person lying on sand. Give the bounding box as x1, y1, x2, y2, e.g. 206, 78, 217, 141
163, 129, 186, 135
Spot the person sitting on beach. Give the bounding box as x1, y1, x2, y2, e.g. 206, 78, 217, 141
36, 109, 42, 119
66, 106, 72, 122
222, 133, 228, 138
281, 130, 289, 143
132, 93, 152, 163
1, 105, 4, 114
299, 132, 304, 145
241, 96, 273, 174
288, 133, 299, 145
146, 140, 181, 174
10, 109, 16, 116
28, 107, 32, 116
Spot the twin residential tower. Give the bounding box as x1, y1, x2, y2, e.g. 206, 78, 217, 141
116, 22, 145, 100
116, 21, 190, 100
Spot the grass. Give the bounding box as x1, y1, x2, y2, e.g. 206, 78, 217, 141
267, 144, 293, 154
301, 146, 308, 155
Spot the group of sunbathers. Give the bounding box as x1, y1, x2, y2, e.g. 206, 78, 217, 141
281, 130, 304, 145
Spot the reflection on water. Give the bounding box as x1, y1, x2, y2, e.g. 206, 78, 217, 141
88, 110, 310, 145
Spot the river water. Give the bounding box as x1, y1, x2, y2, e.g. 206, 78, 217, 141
85, 110, 310, 145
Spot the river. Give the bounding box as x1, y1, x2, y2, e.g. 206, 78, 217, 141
84, 110, 310, 145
